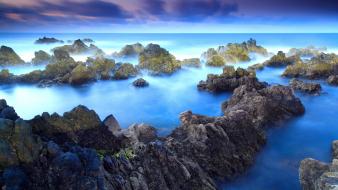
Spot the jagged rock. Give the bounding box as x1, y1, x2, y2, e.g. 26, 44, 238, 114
139, 44, 181, 74
31, 50, 51, 65
288, 46, 327, 57
132, 78, 149, 87
289, 78, 321, 94
114, 43, 144, 57
35, 37, 63, 44
180, 58, 201, 67
264, 51, 300, 67
113, 63, 138, 80
0, 46, 25, 66
53, 39, 104, 55
51, 49, 75, 63
0, 100, 19, 120
120, 124, 157, 148
327, 75, 338, 85
202, 38, 268, 65
103, 114, 121, 135
198, 66, 265, 92
87, 57, 115, 80
68, 64, 96, 85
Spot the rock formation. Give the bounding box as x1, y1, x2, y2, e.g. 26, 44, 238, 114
289, 78, 322, 94
0, 46, 25, 66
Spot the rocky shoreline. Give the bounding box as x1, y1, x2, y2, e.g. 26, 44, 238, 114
0, 80, 305, 189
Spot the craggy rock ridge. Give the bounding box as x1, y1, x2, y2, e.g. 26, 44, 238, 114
35, 37, 64, 44
299, 140, 338, 190
198, 66, 266, 92
202, 38, 268, 67
282, 53, 338, 81
139, 43, 181, 75
263, 51, 301, 67
0, 46, 25, 66
289, 78, 322, 94
0, 81, 304, 189
0, 51, 138, 86
31, 50, 51, 65
287, 46, 327, 57
53, 39, 104, 56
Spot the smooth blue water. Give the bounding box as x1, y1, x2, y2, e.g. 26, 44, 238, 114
1, 33, 338, 190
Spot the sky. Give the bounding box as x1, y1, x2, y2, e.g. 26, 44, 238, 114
0, 0, 337, 33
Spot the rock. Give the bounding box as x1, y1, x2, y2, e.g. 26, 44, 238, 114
103, 114, 121, 135
132, 78, 149, 87
2, 166, 27, 190
113, 63, 138, 80
139, 43, 181, 74
35, 37, 63, 44
333, 140, 338, 159
288, 46, 327, 57
120, 124, 157, 147
87, 57, 115, 80
327, 75, 338, 85
114, 43, 144, 57
82, 38, 94, 43
264, 51, 300, 67
51, 49, 75, 63
206, 54, 226, 67
299, 158, 330, 190
53, 39, 104, 55
0, 100, 19, 120
198, 66, 265, 92
0, 46, 25, 66
289, 78, 322, 94
202, 38, 268, 65
68, 64, 96, 85
248, 63, 265, 71
0, 69, 14, 84
180, 58, 201, 67
31, 50, 51, 65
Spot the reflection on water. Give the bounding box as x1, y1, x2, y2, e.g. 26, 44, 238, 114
1, 33, 338, 190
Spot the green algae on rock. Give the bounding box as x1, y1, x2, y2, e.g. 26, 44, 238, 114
113, 63, 138, 80
31, 50, 51, 65
53, 39, 104, 56
139, 43, 181, 74
264, 51, 301, 67
113, 43, 144, 57
0, 46, 25, 66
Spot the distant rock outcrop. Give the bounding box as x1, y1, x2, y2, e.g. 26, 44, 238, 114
31, 50, 51, 65
35, 37, 64, 44
0, 46, 25, 66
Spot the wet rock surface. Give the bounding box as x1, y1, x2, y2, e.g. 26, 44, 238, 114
289, 78, 322, 94
198, 66, 266, 92
132, 78, 149, 87
0, 78, 305, 189
299, 140, 338, 190
264, 51, 300, 67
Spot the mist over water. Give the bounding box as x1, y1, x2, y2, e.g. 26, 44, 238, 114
0, 33, 338, 189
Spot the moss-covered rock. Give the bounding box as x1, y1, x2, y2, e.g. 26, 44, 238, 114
139, 44, 180, 74
206, 55, 226, 67
202, 39, 268, 65
264, 51, 300, 67
18, 70, 44, 83
113, 63, 138, 80
87, 57, 115, 80
114, 43, 144, 57
51, 49, 75, 63
0, 46, 25, 66
53, 39, 104, 55
180, 58, 201, 67
68, 64, 96, 85
31, 50, 51, 65
0, 69, 14, 83
35, 37, 63, 44
44, 60, 78, 80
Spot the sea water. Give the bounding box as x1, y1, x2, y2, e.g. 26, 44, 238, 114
0, 33, 338, 189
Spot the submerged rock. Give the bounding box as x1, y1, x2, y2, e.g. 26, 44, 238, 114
35, 37, 63, 44
31, 50, 51, 65
289, 78, 321, 94
132, 78, 149, 87
0, 46, 25, 66
139, 43, 181, 74
198, 66, 265, 92
202, 38, 268, 66
299, 140, 338, 190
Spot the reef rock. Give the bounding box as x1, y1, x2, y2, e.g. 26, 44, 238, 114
264, 51, 300, 67
139, 43, 181, 74
0, 46, 25, 66
113, 63, 138, 80
35, 37, 63, 44
202, 39, 268, 65
132, 78, 149, 87
289, 78, 321, 94
31, 50, 51, 65
198, 66, 265, 92
299, 140, 338, 190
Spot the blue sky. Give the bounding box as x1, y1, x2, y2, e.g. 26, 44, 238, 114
0, 0, 337, 33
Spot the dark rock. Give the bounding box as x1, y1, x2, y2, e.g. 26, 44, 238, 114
113, 63, 138, 80
289, 78, 321, 94
103, 114, 121, 135
0, 69, 14, 84
264, 51, 300, 67
68, 64, 96, 85
82, 38, 94, 43
0, 106, 19, 121
327, 75, 338, 85
198, 66, 266, 92
35, 37, 63, 44
132, 78, 149, 87
0, 46, 25, 66
2, 166, 27, 190
53, 39, 104, 55
31, 50, 51, 65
